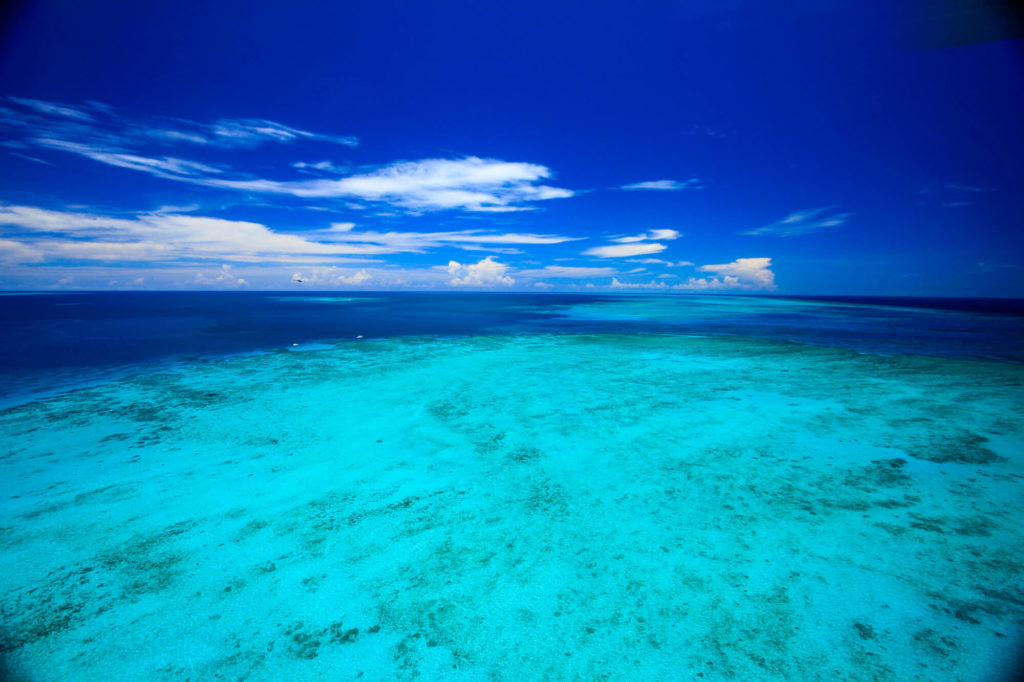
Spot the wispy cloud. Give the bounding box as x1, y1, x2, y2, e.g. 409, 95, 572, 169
625, 258, 693, 267
2, 97, 358, 150
208, 157, 575, 212
918, 182, 993, 208
312, 224, 579, 252
9, 151, 51, 165
517, 265, 618, 278
2, 99, 575, 214
583, 227, 680, 258
0, 203, 576, 266
10, 97, 97, 122
620, 179, 704, 191
583, 242, 666, 258
612, 229, 680, 243
743, 207, 849, 237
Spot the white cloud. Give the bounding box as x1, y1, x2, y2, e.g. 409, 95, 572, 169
209, 157, 574, 212
3, 97, 359, 151
292, 267, 372, 286
610, 257, 777, 291
447, 256, 514, 287
192, 265, 249, 288
612, 229, 681, 243
0, 204, 576, 266
0, 238, 44, 264
0, 204, 388, 264
209, 119, 358, 148
744, 207, 849, 237
33, 138, 225, 178
610, 278, 668, 289
517, 265, 618, 278
10, 97, 96, 121
293, 160, 350, 174
340, 269, 372, 285
316, 226, 577, 250
625, 258, 693, 267
4, 99, 575, 214
621, 179, 704, 191
686, 257, 776, 290
583, 242, 667, 258
9, 151, 50, 165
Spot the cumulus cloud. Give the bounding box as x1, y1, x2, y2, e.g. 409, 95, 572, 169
743, 207, 849, 237
583, 242, 667, 258
684, 257, 776, 290
192, 265, 248, 288
447, 256, 514, 287
610, 278, 668, 289
621, 179, 704, 191
292, 267, 372, 286
610, 257, 776, 291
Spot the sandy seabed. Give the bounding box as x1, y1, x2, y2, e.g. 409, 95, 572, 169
2, 333, 1023, 681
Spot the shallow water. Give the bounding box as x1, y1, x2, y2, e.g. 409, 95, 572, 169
2, 295, 1024, 680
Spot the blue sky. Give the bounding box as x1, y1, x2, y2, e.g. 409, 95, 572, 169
0, 1, 1022, 295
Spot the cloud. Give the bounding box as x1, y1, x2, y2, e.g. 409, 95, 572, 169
3, 97, 358, 150
192, 265, 248, 288
583, 242, 667, 258
0, 204, 576, 266
621, 179, 704, 191
612, 229, 681, 243
9, 151, 50, 165
0, 238, 44, 264
10, 97, 96, 121
314, 225, 578, 251
625, 258, 694, 267
209, 157, 574, 212
208, 119, 358, 149
688, 257, 776, 290
918, 182, 993, 208
517, 266, 618, 278
3, 100, 575, 214
293, 160, 350, 174
610, 278, 668, 289
743, 207, 849, 237
447, 256, 514, 287
609, 257, 777, 291
945, 183, 990, 193
292, 267, 372, 286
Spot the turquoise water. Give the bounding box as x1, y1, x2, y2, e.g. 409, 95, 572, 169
2, 296, 1024, 680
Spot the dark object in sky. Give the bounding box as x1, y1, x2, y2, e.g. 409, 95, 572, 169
904, 0, 1024, 48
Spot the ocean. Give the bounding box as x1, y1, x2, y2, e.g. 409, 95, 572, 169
1, 292, 1023, 680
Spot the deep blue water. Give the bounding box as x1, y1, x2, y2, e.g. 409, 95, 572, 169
2, 291, 1023, 406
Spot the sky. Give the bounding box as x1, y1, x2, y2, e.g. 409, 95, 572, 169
0, 0, 1022, 295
